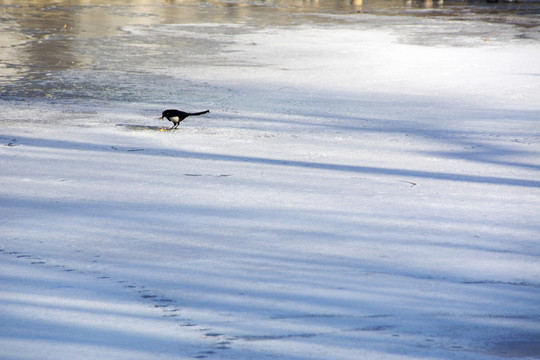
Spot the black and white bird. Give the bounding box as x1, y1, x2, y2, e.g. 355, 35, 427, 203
160, 109, 210, 129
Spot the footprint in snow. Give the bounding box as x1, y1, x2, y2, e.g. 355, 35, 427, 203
2, 248, 236, 358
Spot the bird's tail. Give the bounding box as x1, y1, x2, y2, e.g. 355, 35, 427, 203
189, 110, 210, 116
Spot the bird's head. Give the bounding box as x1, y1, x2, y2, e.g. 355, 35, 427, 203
159, 110, 167, 120
160, 109, 175, 120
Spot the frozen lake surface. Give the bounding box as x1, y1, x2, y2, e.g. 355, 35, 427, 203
1, 1, 540, 359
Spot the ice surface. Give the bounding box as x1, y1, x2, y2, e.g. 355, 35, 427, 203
1, 2, 540, 359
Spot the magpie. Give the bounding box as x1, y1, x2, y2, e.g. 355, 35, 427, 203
160, 109, 210, 129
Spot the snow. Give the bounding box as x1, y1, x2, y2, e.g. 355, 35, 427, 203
1, 7, 540, 360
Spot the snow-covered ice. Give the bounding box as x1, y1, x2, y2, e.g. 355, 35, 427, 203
1, 2, 540, 359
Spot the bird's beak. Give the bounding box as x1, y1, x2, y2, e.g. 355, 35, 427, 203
159, 116, 163, 120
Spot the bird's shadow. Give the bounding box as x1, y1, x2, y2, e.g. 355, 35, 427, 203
116, 124, 176, 132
